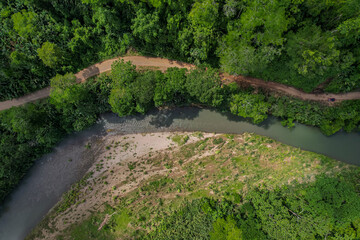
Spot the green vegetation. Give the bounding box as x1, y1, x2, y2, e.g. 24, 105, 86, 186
55, 172, 93, 213
32, 133, 360, 240
146, 177, 360, 240
109, 60, 157, 115
230, 92, 270, 124
0, 1, 359, 239
0, 72, 111, 203
1, 59, 360, 203
108, 60, 360, 135
1, 0, 360, 101
219, 0, 360, 93
37, 42, 63, 68
1, 0, 360, 229
171, 134, 189, 146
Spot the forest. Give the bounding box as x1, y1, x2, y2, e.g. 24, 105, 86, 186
1, 0, 360, 101
146, 177, 360, 240
27, 132, 360, 239
1, 1, 360, 238
1, 59, 360, 205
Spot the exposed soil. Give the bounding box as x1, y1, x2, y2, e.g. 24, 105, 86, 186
31, 132, 214, 240
220, 73, 360, 104
1, 55, 360, 111
0, 56, 194, 111
27, 131, 354, 239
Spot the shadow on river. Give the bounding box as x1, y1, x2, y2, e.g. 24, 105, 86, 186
0, 107, 359, 240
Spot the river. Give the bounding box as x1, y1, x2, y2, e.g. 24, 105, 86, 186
0, 107, 359, 240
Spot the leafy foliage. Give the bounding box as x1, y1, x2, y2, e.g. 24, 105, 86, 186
50, 73, 99, 132
37, 42, 63, 68
146, 198, 214, 240
146, 176, 360, 240
0, 72, 111, 203
1, 0, 360, 100
230, 92, 270, 124
268, 96, 360, 135
1, 0, 360, 213
109, 61, 224, 116
11, 10, 37, 39
185, 67, 224, 107
218, 0, 290, 75
154, 67, 188, 107
210, 217, 242, 240
109, 60, 157, 116
107, 60, 359, 135
0, 101, 64, 202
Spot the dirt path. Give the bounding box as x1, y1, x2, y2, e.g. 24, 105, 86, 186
0, 56, 194, 111
221, 73, 360, 102
0, 55, 359, 111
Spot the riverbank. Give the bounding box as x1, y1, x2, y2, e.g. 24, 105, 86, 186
3, 107, 360, 239
27, 131, 359, 239
27, 132, 211, 239
1, 57, 359, 206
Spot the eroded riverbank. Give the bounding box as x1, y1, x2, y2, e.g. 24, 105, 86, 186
1, 107, 360, 240
28, 132, 214, 239
28, 131, 358, 239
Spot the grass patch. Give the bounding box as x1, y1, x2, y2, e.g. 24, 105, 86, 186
65, 215, 115, 240
33, 132, 359, 239
172, 134, 189, 146
55, 172, 93, 213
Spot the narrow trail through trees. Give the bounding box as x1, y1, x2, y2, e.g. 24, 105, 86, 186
1, 55, 359, 111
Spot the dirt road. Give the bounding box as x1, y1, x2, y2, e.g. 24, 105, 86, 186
222, 74, 360, 102
0, 56, 194, 111
0, 55, 359, 111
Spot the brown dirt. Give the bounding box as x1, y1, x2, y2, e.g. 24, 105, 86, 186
220, 73, 360, 104
1, 55, 359, 111
0, 56, 194, 111
33, 132, 215, 240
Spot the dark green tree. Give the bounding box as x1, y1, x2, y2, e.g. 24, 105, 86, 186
186, 67, 224, 107
50, 73, 98, 132
230, 92, 270, 124
154, 67, 188, 106
218, 0, 290, 75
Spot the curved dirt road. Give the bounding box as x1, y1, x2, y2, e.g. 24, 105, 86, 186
0, 56, 194, 111
222, 74, 360, 102
0, 55, 359, 111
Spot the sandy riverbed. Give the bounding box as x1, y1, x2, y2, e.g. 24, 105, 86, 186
32, 132, 215, 239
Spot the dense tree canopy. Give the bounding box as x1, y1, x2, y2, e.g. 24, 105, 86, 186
50, 73, 103, 132
219, 0, 290, 75
154, 67, 188, 107
2, 0, 359, 100
230, 92, 270, 124
1, 0, 360, 215
37, 42, 63, 68
185, 66, 224, 107
146, 176, 360, 240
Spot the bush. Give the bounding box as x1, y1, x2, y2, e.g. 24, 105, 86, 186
230, 92, 270, 124
146, 176, 360, 240
185, 67, 224, 107
154, 68, 188, 107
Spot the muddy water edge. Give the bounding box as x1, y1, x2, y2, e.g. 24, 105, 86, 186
0, 107, 359, 240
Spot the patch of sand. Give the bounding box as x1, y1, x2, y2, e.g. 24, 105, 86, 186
35, 132, 214, 239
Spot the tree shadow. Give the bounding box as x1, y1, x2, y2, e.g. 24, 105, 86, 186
98, 107, 201, 131
148, 107, 201, 128
216, 108, 273, 130
98, 111, 147, 126
97, 107, 200, 129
